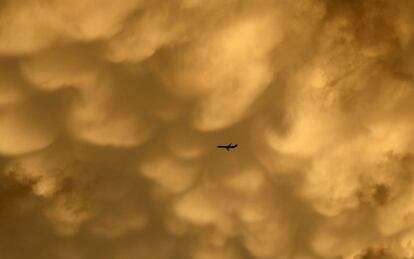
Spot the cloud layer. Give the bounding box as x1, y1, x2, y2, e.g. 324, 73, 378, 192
1, 0, 414, 258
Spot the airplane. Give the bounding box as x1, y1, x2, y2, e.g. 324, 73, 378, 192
217, 143, 238, 151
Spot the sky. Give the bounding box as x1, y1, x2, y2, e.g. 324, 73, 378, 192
0, 0, 414, 258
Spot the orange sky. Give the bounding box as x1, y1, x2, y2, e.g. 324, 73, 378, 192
0, 0, 414, 258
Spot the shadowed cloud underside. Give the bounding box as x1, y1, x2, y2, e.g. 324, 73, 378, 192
0, 0, 414, 258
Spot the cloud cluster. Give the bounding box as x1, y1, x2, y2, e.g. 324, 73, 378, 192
1, 0, 414, 258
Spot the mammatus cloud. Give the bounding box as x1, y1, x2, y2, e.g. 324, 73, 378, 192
0, 0, 414, 258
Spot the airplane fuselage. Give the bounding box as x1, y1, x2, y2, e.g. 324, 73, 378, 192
217, 143, 238, 151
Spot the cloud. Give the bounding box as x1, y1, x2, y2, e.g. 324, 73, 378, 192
0, 98, 58, 156
0, 0, 414, 258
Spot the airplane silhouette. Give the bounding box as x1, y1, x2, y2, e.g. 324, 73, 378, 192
217, 143, 238, 151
